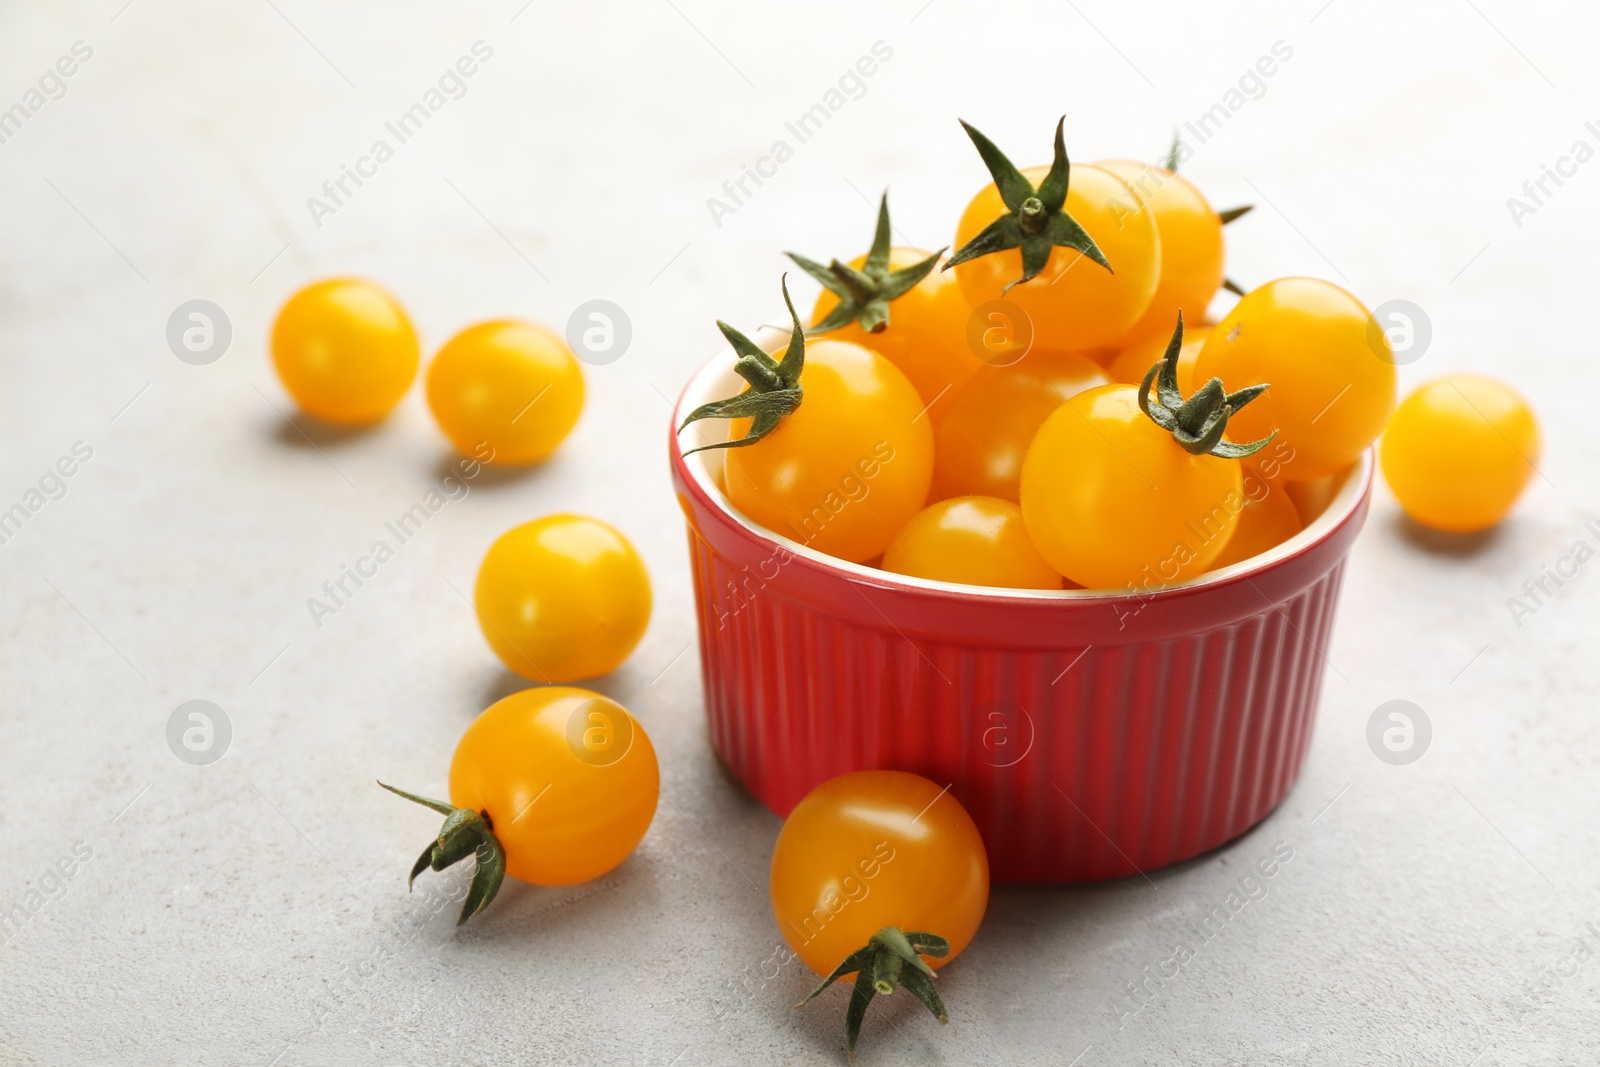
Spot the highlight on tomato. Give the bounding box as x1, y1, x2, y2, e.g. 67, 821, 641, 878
1020, 314, 1275, 589
883, 496, 1063, 590
793, 193, 980, 418
1194, 277, 1395, 481
678, 276, 933, 563
1380, 373, 1540, 532
947, 117, 1161, 353
931, 348, 1108, 503
426, 319, 585, 464
270, 277, 420, 425
474, 514, 651, 683
772, 771, 989, 1059
380, 686, 658, 924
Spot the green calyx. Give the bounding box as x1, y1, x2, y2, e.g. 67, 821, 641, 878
1160, 133, 1254, 225
796, 926, 951, 1061
787, 193, 945, 335
944, 116, 1112, 293
1138, 313, 1276, 459
378, 781, 508, 926
678, 274, 806, 456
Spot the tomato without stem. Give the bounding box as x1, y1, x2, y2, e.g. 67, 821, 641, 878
775, 771, 989, 1058
474, 514, 651, 682
1195, 278, 1395, 481
932, 348, 1107, 503
1208, 471, 1302, 569
427, 320, 585, 464
381, 686, 658, 924
1380, 374, 1540, 532
1097, 160, 1225, 347
271, 278, 419, 424
883, 496, 1063, 589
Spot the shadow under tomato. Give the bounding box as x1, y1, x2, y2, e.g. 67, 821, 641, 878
1391, 511, 1503, 557
429, 449, 552, 491
268, 410, 384, 448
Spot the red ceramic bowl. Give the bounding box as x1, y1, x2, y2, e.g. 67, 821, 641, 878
669, 354, 1372, 884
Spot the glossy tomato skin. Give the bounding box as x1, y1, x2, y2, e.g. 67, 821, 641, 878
883, 496, 1063, 590
724, 340, 933, 563
812, 248, 983, 419
271, 278, 419, 424
1195, 278, 1395, 481
475, 515, 651, 682
1098, 161, 1225, 346
932, 348, 1107, 502
426, 320, 585, 464
1108, 326, 1210, 391
1380, 374, 1540, 532
449, 686, 658, 887
771, 771, 989, 977
1020, 383, 1243, 589
952, 164, 1160, 353
1209, 471, 1302, 569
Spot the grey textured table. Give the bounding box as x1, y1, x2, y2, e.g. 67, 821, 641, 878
2, 1, 1595, 1064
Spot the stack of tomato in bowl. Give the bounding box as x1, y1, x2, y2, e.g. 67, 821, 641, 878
669, 116, 1538, 900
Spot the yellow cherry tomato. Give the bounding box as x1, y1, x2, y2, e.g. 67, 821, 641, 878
270, 278, 419, 424
932, 349, 1107, 502
1380, 374, 1540, 532
883, 496, 1063, 589
812, 248, 984, 418
426, 320, 585, 464
1108, 325, 1210, 391
773, 770, 988, 979
1209, 472, 1302, 569
380, 686, 657, 923
1020, 383, 1244, 589
1195, 278, 1396, 481
952, 164, 1160, 353
722, 340, 933, 563
474, 514, 651, 682
1098, 160, 1225, 346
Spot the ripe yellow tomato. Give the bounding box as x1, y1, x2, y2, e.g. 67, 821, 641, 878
1380, 374, 1540, 532
952, 164, 1160, 353
1108, 325, 1210, 390
1098, 161, 1225, 346
1020, 383, 1244, 589
932, 348, 1107, 502
723, 340, 933, 563
270, 278, 419, 424
449, 687, 657, 887
1195, 278, 1395, 480
474, 515, 651, 682
1209, 472, 1302, 569
883, 496, 1063, 589
812, 248, 983, 418
426, 320, 585, 464
773, 770, 988, 979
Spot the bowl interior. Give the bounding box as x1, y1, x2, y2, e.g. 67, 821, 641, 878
673, 338, 1373, 602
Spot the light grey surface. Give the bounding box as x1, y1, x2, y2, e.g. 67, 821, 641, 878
1, 1, 1596, 1064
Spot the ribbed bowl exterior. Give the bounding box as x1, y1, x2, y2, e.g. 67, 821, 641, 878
670, 372, 1372, 884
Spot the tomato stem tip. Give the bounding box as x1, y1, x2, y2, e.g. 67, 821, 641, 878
378, 781, 508, 925
678, 275, 808, 456
944, 116, 1113, 291
1137, 313, 1276, 459
787, 192, 945, 337
796, 926, 951, 1059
